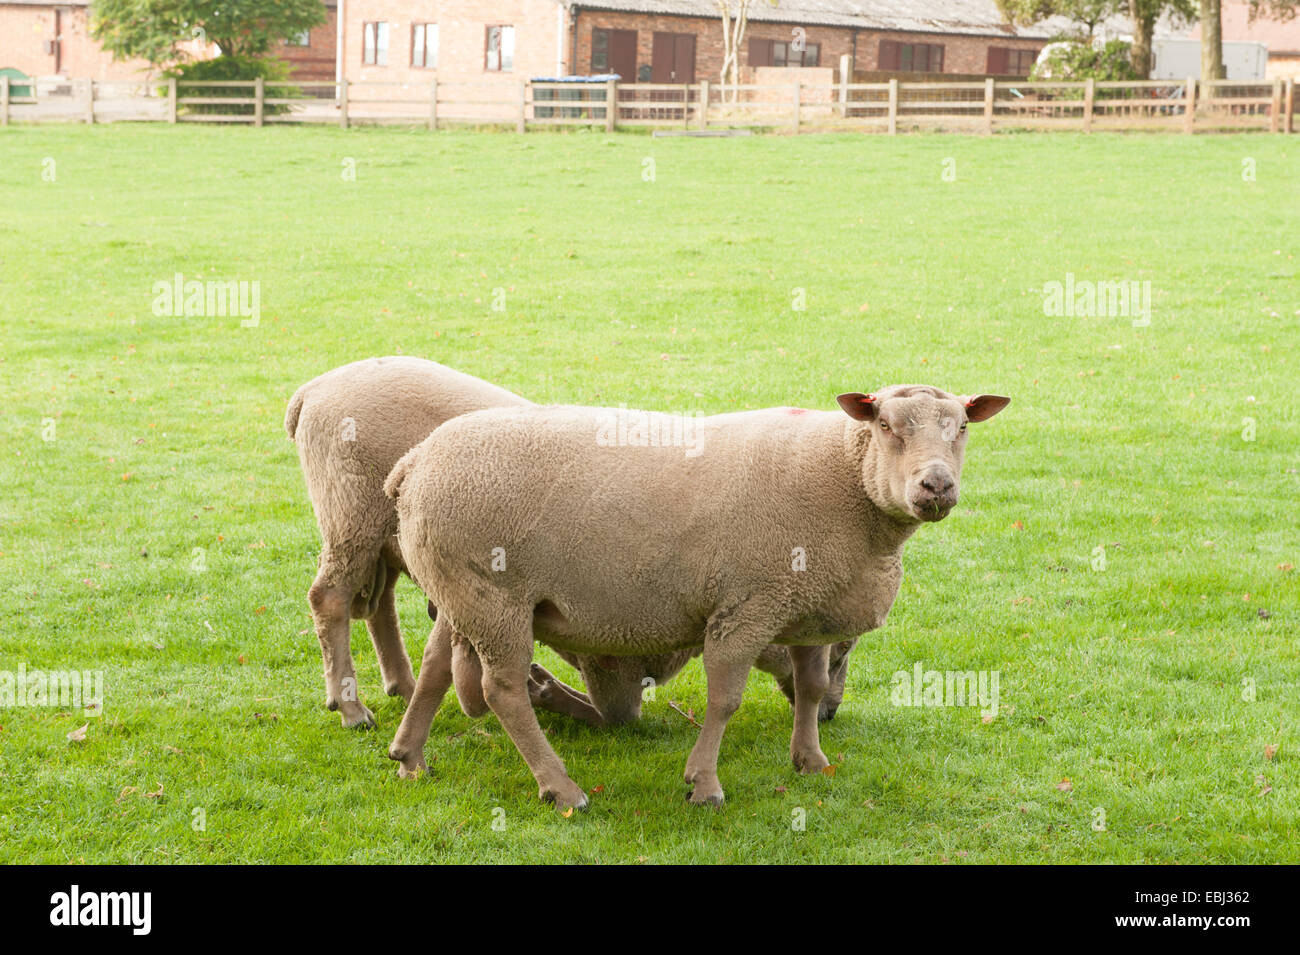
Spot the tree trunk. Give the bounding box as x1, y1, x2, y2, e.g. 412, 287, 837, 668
1129, 1, 1155, 78
1198, 0, 1225, 80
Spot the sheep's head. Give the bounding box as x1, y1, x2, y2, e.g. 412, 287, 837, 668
837, 385, 1009, 524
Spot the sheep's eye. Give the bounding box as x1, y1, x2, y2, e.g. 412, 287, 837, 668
879, 421, 891, 432
959, 422, 967, 432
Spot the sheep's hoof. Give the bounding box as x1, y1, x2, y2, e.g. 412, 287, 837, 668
686, 786, 725, 807
340, 703, 377, 729
385, 678, 416, 703
540, 780, 588, 812
389, 746, 427, 779
792, 748, 830, 774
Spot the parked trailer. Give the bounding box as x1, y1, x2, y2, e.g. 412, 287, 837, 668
1151, 39, 1268, 80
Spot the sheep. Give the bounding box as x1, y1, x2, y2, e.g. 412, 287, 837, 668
385, 385, 1010, 809
284, 356, 843, 729
284, 356, 527, 727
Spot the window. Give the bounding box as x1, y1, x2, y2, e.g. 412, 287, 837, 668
363, 21, 389, 66
412, 23, 438, 69
486, 25, 515, 72
592, 28, 609, 73
749, 37, 821, 68
288, 30, 311, 47
878, 40, 944, 73
987, 47, 1039, 76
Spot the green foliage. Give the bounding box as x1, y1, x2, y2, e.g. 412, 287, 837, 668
161, 55, 300, 116
92, 0, 325, 67
0, 127, 1297, 863
1031, 39, 1141, 81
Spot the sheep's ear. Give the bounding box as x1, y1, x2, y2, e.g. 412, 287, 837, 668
963, 394, 1011, 422
836, 393, 879, 422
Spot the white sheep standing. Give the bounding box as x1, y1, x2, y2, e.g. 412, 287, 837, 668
385, 386, 1009, 809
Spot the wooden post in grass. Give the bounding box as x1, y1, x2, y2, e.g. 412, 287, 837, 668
429, 79, 438, 130
339, 78, 349, 129
698, 79, 709, 129
792, 80, 801, 131
887, 78, 898, 135
682, 83, 690, 128
85, 80, 94, 124
1183, 76, 1196, 134
1286, 78, 1295, 134
517, 80, 527, 133
1269, 78, 1282, 133
1083, 77, 1095, 133
1, 76, 9, 126
606, 78, 617, 132
254, 77, 264, 127
983, 77, 994, 135
167, 76, 177, 123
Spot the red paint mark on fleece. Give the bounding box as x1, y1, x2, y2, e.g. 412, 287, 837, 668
782, 407, 810, 416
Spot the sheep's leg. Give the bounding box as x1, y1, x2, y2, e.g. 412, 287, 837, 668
309, 577, 375, 729
788, 644, 831, 773
365, 571, 416, 703
452, 635, 489, 717
478, 628, 588, 811
527, 663, 606, 727
388, 616, 455, 778
683, 638, 761, 807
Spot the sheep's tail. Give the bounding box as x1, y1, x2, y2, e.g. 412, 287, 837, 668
283, 384, 307, 440
384, 446, 419, 501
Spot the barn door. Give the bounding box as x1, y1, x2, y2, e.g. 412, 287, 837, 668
608, 29, 637, 82
652, 32, 695, 82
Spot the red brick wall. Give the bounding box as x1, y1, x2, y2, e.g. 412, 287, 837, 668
275, 4, 338, 82
572, 11, 1043, 80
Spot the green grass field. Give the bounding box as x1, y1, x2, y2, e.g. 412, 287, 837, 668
0, 125, 1296, 863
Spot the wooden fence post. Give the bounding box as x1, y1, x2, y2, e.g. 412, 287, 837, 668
1, 76, 9, 127
1183, 76, 1196, 134
167, 76, 177, 122
429, 79, 438, 130
983, 77, 994, 134
1286, 77, 1295, 134
254, 76, 264, 127
1083, 77, 1095, 133
792, 80, 801, 130
606, 78, 617, 132
698, 79, 708, 129
1269, 78, 1282, 133
682, 84, 690, 128
839, 53, 849, 119
339, 78, 349, 129
85, 80, 94, 124
517, 80, 527, 133
887, 78, 898, 135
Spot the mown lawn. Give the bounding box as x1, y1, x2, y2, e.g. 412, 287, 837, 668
0, 124, 1296, 863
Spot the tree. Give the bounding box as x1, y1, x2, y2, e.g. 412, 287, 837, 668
716, 0, 753, 103
1129, 0, 1196, 77
1199, 0, 1225, 78
997, 0, 1123, 36
91, 0, 325, 68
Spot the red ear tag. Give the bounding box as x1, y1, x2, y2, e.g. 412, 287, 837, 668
862, 394, 876, 404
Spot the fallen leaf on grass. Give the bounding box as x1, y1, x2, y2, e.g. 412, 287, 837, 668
1055, 777, 1072, 792
821, 764, 838, 778
67, 724, 88, 742
145, 782, 165, 799
1265, 744, 1279, 760
562, 807, 574, 818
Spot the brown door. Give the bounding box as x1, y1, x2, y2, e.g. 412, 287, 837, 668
608, 29, 637, 82
651, 32, 695, 83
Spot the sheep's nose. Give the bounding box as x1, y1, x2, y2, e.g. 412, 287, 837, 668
920, 473, 955, 496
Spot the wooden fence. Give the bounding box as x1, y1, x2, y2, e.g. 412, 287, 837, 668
1, 74, 1294, 134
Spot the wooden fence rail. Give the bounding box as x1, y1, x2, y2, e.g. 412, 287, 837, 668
1, 74, 1295, 134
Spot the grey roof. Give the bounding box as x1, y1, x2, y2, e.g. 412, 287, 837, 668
567, 0, 1067, 38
